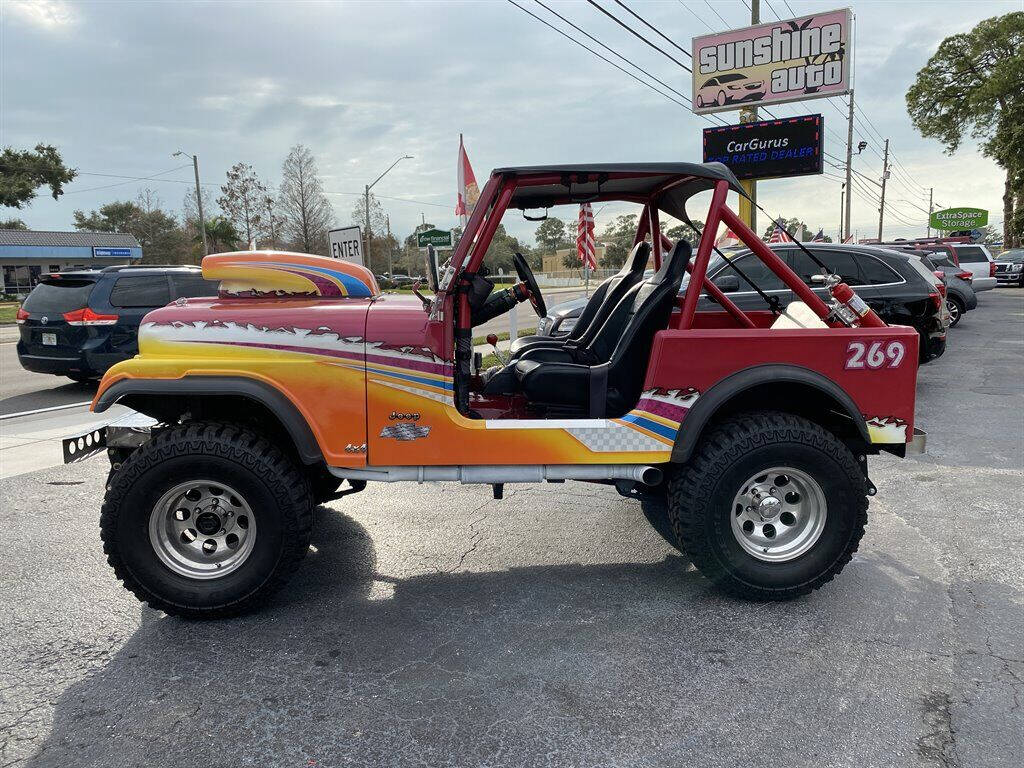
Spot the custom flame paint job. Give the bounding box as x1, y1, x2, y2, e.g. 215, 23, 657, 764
203, 250, 380, 298
93, 166, 921, 474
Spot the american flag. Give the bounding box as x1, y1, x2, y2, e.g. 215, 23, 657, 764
811, 228, 826, 242
577, 203, 597, 270
767, 219, 794, 243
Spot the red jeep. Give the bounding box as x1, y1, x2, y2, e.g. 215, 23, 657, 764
84, 163, 924, 617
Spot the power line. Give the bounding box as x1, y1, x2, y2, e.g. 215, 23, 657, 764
613, 1, 691, 59
587, 0, 691, 73
703, 0, 729, 28
533, 0, 701, 113
782, 1, 798, 17
676, 0, 714, 32
64, 165, 195, 195
505, 0, 697, 114
763, 0, 783, 21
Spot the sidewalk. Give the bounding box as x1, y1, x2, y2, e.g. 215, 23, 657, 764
0, 326, 18, 344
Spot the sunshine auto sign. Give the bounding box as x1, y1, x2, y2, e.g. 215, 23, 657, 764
692, 8, 852, 115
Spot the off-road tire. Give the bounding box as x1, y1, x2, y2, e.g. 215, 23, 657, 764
100, 421, 313, 619
667, 410, 868, 600
639, 494, 684, 553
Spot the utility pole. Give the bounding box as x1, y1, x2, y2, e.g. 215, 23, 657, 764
877, 138, 890, 241
737, 0, 760, 234
364, 185, 372, 273
928, 187, 935, 237
386, 215, 393, 277
839, 183, 845, 242
843, 92, 855, 242
175, 151, 208, 258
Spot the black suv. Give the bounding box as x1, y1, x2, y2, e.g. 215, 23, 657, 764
17, 265, 218, 382
698, 243, 948, 361
536, 243, 949, 363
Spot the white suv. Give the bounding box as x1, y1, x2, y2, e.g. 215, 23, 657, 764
948, 244, 997, 291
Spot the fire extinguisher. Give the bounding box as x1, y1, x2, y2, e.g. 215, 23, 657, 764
830, 282, 886, 327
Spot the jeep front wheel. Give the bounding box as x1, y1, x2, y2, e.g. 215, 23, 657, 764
668, 411, 867, 600
100, 422, 313, 618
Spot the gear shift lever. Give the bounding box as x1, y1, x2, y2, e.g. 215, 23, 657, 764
486, 333, 509, 366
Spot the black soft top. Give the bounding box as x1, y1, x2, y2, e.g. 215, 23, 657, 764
494, 162, 744, 222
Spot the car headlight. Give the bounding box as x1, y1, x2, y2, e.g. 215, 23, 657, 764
556, 317, 577, 334
1012, 263, 1023, 272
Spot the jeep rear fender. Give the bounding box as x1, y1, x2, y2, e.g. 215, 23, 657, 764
670, 364, 872, 463
94, 376, 324, 465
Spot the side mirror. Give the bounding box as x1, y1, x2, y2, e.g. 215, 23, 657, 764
424, 245, 439, 293
712, 274, 740, 292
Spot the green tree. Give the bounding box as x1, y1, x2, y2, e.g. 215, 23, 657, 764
596, 214, 638, 268
202, 217, 241, 252
906, 12, 1024, 246
0, 144, 76, 208
218, 162, 269, 246
351, 192, 388, 272
0, 218, 28, 229
534, 217, 569, 252
762, 216, 809, 241
666, 221, 703, 248
74, 193, 192, 264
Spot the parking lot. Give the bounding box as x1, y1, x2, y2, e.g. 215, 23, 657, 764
1, 288, 1021, 767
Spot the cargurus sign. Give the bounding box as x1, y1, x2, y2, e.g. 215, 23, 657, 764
703, 114, 823, 180
692, 8, 852, 115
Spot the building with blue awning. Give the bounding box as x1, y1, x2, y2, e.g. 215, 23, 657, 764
0, 230, 142, 296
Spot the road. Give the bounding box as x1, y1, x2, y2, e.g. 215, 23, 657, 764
0, 289, 1021, 767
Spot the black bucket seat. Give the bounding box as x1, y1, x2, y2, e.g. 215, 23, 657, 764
509, 241, 651, 359
513, 239, 691, 417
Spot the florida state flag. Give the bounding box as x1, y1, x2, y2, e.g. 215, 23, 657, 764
455, 134, 479, 220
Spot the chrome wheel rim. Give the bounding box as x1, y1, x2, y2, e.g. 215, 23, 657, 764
946, 299, 960, 325
730, 466, 827, 562
148, 480, 257, 579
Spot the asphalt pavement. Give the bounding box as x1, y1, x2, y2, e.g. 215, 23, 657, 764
0, 289, 1021, 767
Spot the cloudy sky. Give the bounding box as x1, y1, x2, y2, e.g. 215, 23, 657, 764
2, 0, 1018, 246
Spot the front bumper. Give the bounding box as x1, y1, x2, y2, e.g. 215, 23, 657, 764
972, 277, 997, 292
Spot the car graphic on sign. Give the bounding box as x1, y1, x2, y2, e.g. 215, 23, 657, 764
696, 73, 767, 108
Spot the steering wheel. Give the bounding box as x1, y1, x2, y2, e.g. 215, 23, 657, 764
512, 251, 547, 318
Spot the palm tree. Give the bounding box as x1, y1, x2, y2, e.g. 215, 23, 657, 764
198, 217, 241, 254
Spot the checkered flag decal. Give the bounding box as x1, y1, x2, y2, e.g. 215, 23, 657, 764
379, 423, 431, 441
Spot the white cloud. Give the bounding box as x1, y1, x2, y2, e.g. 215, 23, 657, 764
4, 0, 78, 31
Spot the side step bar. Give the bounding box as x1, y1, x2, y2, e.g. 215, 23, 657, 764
329, 464, 663, 486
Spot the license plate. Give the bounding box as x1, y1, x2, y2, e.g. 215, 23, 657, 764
42, 333, 57, 346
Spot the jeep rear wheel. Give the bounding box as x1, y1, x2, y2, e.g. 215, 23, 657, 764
668, 411, 868, 600
100, 422, 313, 619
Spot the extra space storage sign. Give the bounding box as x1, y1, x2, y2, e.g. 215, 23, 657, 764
703, 114, 823, 180
692, 8, 852, 114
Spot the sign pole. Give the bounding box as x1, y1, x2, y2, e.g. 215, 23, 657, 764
737, 0, 760, 235
927, 188, 933, 238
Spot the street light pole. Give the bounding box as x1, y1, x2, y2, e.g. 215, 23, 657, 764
174, 151, 208, 259
363, 155, 413, 273
844, 92, 855, 242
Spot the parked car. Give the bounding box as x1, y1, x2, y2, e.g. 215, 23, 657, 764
16, 265, 219, 382
994, 248, 1024, 286
925, 243, 997, 292
538, 243, 948, 362
915, 253, 977, 327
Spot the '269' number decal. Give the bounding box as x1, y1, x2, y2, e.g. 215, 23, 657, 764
845, 340, 906, 369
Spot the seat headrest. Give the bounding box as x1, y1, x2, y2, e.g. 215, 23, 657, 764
648, 240, 692, 284
616, 241, 651, 277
